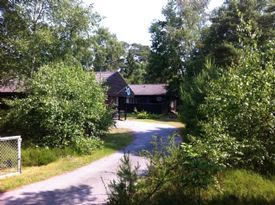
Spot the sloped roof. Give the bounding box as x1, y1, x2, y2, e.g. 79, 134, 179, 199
95, 71, 115, 82
95, 71, 134, 97
129, 84, 167, 96
0, 79, 24, 93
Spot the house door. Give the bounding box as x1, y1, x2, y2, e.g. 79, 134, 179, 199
118, 97, 125, 110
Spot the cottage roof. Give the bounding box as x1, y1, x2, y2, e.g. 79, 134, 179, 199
95, 71, 133, 97
129, 84, 167, 96
95, 71, 115, 82
0, 79, 24, 93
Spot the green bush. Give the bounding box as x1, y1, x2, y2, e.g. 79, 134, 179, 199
135, 109, 163, 119
107, 150, 275, 205
72, 136, 104, 154
200, 43, 275, 174
107, 137, 228, 205
204, 169, 275, 205
107, 154, 139, 205
1, 62, 113, 150
136, 110, 150, 119
22, 147, 59, 166
145, 169, 275, 205
22, 146, 78, 166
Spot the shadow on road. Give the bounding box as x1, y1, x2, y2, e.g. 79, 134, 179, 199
1, 184, 101, 205
122, 126, 182, 155
0, 122, 181, 205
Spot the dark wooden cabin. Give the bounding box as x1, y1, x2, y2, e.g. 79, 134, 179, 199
95, 71, 134, 112
127, 84, 176, 114
95, 73, 177, 114
0, 79, 25, 109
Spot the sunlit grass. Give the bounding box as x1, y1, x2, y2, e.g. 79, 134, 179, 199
0, 128, 133, 192
202, 169, 275, 205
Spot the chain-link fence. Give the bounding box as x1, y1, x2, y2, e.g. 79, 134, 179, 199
0, 136, 22, 179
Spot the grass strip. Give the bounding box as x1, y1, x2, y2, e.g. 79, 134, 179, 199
0, 128, 133, 192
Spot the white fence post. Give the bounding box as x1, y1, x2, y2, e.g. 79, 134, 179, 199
17, 136, 22, 174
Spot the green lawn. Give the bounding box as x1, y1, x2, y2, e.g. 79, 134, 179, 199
0, 128, 133, 192
203, 169, 275, 205
150, 169, 275, 205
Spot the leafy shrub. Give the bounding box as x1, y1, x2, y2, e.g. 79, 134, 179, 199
136, 110, 150, 119
180, 57, 220, 135
107, 150, 275, 205
1, 62, 113, 149
204, 169, 275, 205
134, 109, 163, 119
107, 154, 139, 205
200, 43, 275, 174
107, 136, 228, 205
72, 136, 104, 154
22, 146, 81, 166
22, 147, 59, 166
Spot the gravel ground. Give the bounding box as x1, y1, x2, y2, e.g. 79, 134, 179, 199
0, 120, 179, 205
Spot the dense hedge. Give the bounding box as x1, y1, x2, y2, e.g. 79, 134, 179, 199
1, 63, 113, 151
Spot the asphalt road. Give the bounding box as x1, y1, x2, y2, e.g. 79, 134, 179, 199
0, 120, 179, 205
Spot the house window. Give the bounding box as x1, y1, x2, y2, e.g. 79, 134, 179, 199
126, 97, 136, 104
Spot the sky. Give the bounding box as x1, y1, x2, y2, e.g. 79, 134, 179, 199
88, 0, 224, 45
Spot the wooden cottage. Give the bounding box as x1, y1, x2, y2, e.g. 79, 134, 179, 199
95, 71, 134, 113
127, 84, 176, 114
0, 79, 25, 109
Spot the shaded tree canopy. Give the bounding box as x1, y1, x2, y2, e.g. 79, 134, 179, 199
147, 0, 209, 84
91, 27, 125, 72
0, 0, 128, 81
121, 43, 150, 84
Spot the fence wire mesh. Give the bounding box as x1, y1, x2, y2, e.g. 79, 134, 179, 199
0, 136, 21, 178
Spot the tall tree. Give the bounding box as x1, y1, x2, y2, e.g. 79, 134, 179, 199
188, 0, 274, 73
91, 28, 124, 72
121, 43, 150, 84
0, 0, 101, 79
147, 0, 209, 85
0, 0, 29, 79
180, 0, 274, 134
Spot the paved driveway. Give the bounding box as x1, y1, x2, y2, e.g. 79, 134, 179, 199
0, 120, 179, 205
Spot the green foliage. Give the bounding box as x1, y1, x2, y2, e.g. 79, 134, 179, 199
180, 57, 220, 135
136, 110, 150, 119
21, 129, 133, 167
201, 42, 275, 174
92, 28, 125, 71
218, 169, 275, 202
204, 169, 275, 205
108, 149, 275, 205
107, 136, 227, 205
22, 147, 60, 166
151, 168, 275, 205
1, 63, 113, 150
22, 144, 102, 167
72, 136, 103, 155
107, 154, 139, 205
147, 0, 209, 84
0, 0, 101, 78
178, 0, 274, 135
134, 109, 163, 120
121, 43, 150, 84
108, 1, 275, 204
